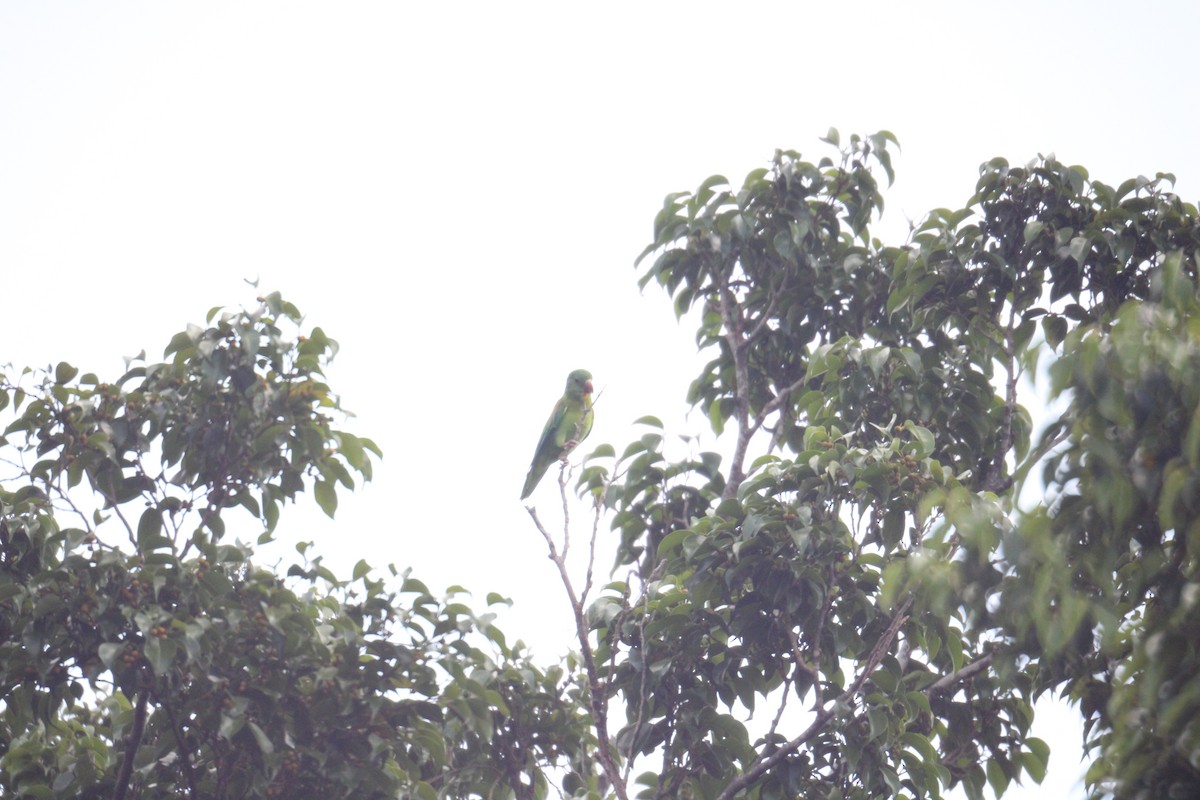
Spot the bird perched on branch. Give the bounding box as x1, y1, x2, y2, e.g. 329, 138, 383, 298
521, 369, 594, 500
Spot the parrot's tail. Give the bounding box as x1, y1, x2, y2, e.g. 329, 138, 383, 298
520, 466, 542, 500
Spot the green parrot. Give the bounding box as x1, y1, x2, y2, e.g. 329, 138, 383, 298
521, 369, 595, 500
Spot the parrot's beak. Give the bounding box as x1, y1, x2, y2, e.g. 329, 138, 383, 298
584, 380, 594, 394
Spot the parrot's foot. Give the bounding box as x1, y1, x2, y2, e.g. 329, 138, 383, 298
559, 440, 579, 462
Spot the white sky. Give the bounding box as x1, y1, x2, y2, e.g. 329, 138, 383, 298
4, 2, 1198, 797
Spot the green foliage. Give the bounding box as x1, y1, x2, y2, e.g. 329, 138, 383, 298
576, 132, 1200, 799
1002, 252, 1200, 796
0, 295, 596, 799
6, 132, 1200, 800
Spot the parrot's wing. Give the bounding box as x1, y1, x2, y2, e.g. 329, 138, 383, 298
575, 400, 594, 445
521, 396, 570, 500
541, 395, 572, 450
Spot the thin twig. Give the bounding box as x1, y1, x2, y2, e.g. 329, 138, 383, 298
558, 463, 571, 559
47, 480, 97, 538
743, 275, 789, 345
782, 620, 820, 704
766, 676, 791, 742
580, 470, 610, 608
102, 489, 139, 548
753, 373, 810, 436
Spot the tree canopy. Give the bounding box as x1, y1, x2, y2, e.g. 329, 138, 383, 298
3, 132, 1200, 799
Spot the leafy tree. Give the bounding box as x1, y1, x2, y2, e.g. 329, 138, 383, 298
0, 294, 595, 799
6, 130, 1200, 800
546, 131, 1200, 800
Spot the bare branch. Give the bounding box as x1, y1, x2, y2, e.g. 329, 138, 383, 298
108, 495, 139, 549
757, 373, 809, 426
580, 466, 610, 607
928, 653, 993, 696
766, 677, 791, 742
558, 464, 572, 560
526, 491, 629, 800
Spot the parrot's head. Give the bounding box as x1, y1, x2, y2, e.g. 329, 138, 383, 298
566, 369, 593, 398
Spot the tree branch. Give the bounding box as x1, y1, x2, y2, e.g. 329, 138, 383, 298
154, 687, 199, 799
622, 579, 653, 785
743, 275, 788, 345
1010, 425, 1072, 505
720, 262, 753, 499
762, 368, 809, 420
526, 501, 628, 800
112, 684, 150, 800
982, 302, 1021, 494
928, 653, 993, 696
716, 598, 912, 800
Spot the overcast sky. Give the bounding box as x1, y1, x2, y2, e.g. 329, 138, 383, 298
4, 3, 1198, 797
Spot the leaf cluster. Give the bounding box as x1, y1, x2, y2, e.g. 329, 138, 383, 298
0, 295, 596, 799
577, 132, 1200, 799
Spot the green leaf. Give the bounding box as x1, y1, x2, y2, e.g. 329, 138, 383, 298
219, 711, 245, 740
1068, 235, 1090, 264
904, 422, 936, 458
163, 329, 196, 358
137, 508, 165, 549
1022, 737, 1050, 784
882, 506, 905, 547
867, 704, 891, 740
336, 431, 365, 470
708, 399, 726, 435
314, 479, 337, 518
33, 594, 65, 618
98, 643, 124, 669
986, 758, 1010, 795
585, 443, 616, 461
248, 721, 275, 754
1158, 461, 1188, 532
144, 637, 178, 677
657, 528, 691, 557
864, 346, 891, 378
55, 361, 79, 384
1013, 318, 1037, 351
902, 731, 940, 764
251, 424, 286, 454
1041, 316, 1068, 350
264, 494, 280, 533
